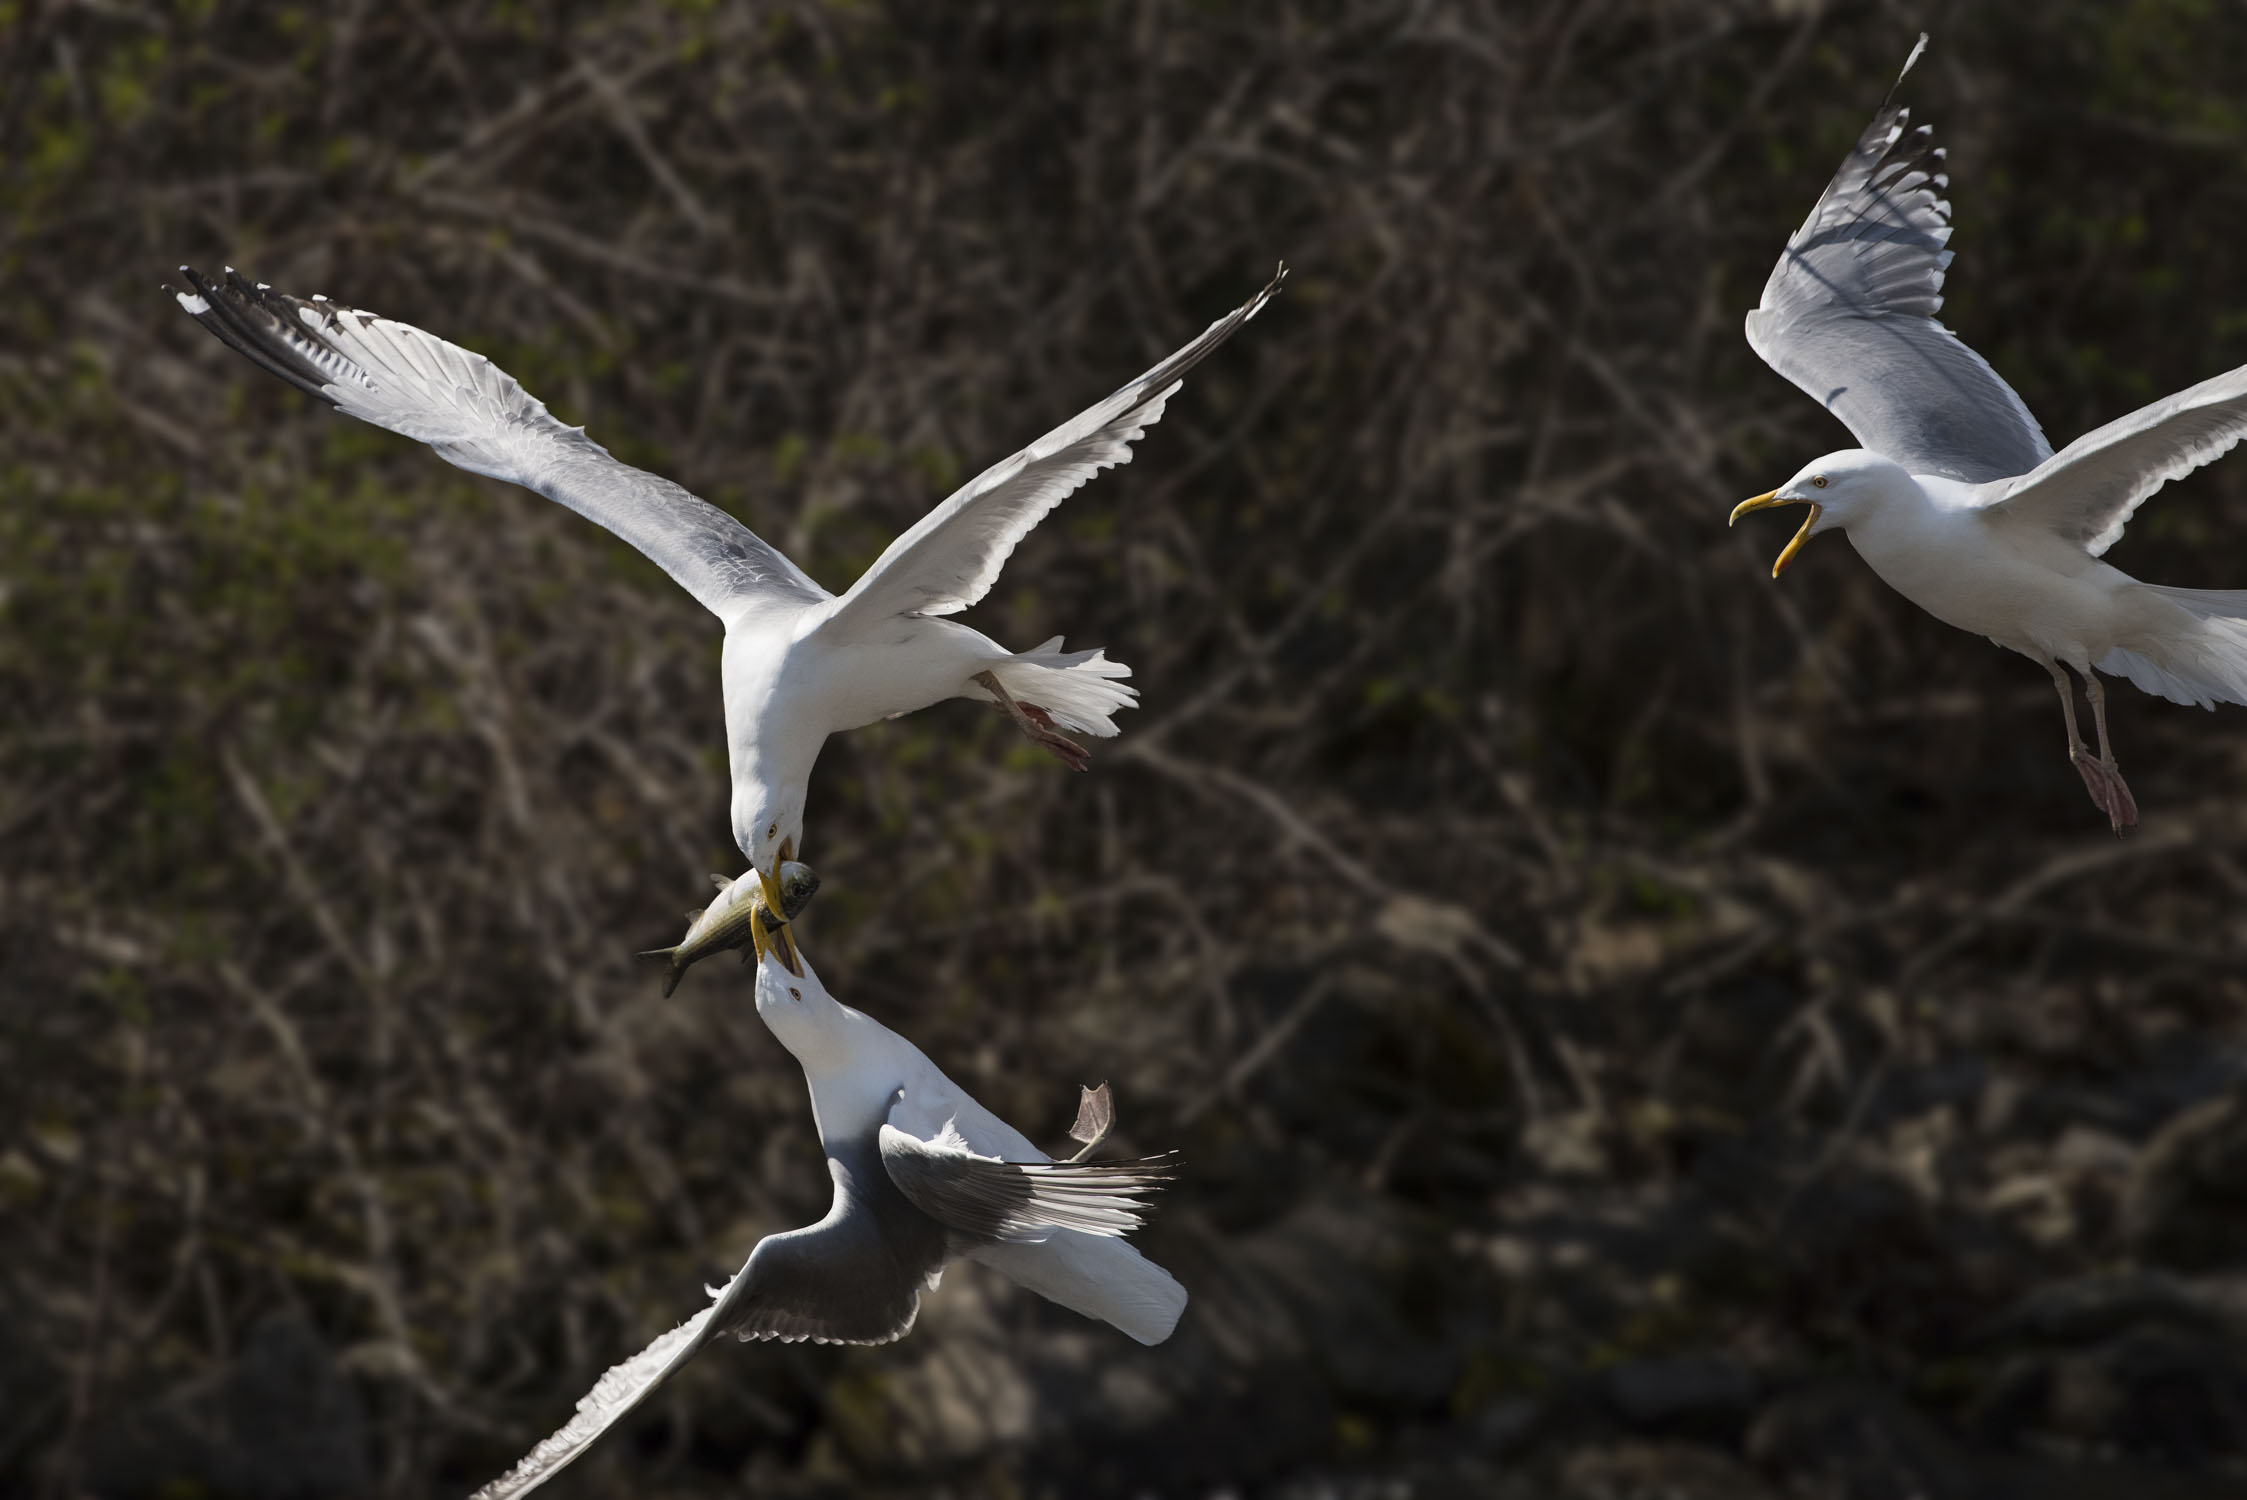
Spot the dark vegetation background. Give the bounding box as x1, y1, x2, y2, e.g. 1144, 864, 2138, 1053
6, 1, 2247, 1496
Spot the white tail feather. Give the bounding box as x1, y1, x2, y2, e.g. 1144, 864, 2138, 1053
965, 1231, 1186, 1346
985, 636, 1138, 738
2098, 585, 2247, 709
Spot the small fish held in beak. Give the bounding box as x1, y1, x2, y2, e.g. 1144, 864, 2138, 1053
639, 860, 819, 996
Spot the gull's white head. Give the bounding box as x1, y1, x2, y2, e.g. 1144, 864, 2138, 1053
1730, 449, 1915, 577
751, 941, 852, 1066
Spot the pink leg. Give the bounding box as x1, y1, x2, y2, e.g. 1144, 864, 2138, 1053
973, 670, 1091, 772
2038, 655, 2133, 833
2082, 671, 2138, 831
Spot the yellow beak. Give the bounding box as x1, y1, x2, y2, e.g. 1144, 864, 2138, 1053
752, 839, 804, 976
749, 893, 803, 976
1729, 490, 1822, 579
756, 862, 788, 918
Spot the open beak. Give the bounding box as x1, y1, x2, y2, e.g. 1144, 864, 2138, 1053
1729, 490, 1821, 579
749, 904, 802, 975
751, 839, 804, 976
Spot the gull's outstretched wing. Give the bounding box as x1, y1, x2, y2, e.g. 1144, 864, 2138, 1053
468, 1149, 939, 1500
820, 267, 1284, 636
1745, 38, 2052, 484
171, 268, 827, 622
878, 1121, 1174, 1243
1977, 364, 2247, 555
467, 1296, 723, 1500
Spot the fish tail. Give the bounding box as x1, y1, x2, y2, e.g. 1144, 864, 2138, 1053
634, 946, 685, 998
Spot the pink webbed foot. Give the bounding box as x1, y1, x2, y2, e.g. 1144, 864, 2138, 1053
1017, 713, 1092, 772
973, 671, 1092, 772
2071, 750, 2139, 834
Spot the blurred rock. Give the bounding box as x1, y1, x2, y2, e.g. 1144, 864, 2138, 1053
1463, 1395, 1543, 1457
1604, 1352, 1758, 1432
1977, 1323, 2247, 1464
1561, 1440, 1781, 1500
2123, 1089, 2247, 1271
80, 1313, 369, 1500
1747, 1381, 1978, 1500
1979, 1269, 2247, 1346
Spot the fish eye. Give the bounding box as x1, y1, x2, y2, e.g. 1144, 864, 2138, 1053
788, 987, 802, 1002
1811, 475, 1828, 488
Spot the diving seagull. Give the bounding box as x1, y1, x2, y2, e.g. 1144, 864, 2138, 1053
466, 904, 1183, 1500
171, 265, 1283, 954
1730, 36, 2247, 831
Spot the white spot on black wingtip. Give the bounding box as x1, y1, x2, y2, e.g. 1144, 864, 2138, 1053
175, 291, 210, 315
311, 294, 328, 302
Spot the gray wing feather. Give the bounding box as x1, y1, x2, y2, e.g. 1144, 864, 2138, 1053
821, 268, 1283, 635
1977, 363, 2247, 554
707, 1146, 940, 1347
1745, 42, 2052, 483
467, 1151, 934, 1500
878, 1122, 1174, 1242
466, 1299, 723, 1500
171, 268, 827, 621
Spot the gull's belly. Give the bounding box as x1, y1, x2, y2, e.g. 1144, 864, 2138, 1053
716, 614, 1009, 852
794, 617, 1005, 733
1850, 514, 2117, 659
721, 617, 975, 749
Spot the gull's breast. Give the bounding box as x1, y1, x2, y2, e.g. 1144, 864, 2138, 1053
1851, 505, 2124, 658
805, 618, 1000, 734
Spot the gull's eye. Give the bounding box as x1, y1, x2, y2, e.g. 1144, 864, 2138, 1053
1811, 475, 1828, 489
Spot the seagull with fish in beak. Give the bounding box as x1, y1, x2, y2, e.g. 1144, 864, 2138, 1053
638, 860, 819, 993
170, 265, 1282, 919
469, 873, 1185, 1500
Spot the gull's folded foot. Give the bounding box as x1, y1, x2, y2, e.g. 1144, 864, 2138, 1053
2099, 758, 2139, 832
1020, 719, 1092, 772
2070, 748, 2139, 834
974, 670, 1092, 772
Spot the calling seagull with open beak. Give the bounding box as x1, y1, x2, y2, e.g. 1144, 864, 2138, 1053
1732, 34, 2247, 832
1730, 485, 1825, 578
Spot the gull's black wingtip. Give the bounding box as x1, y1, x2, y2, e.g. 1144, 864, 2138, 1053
167, 264, 345, 404
168, 264, 221, 315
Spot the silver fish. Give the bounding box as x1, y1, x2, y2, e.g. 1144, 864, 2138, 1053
639, 860, 819, 997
